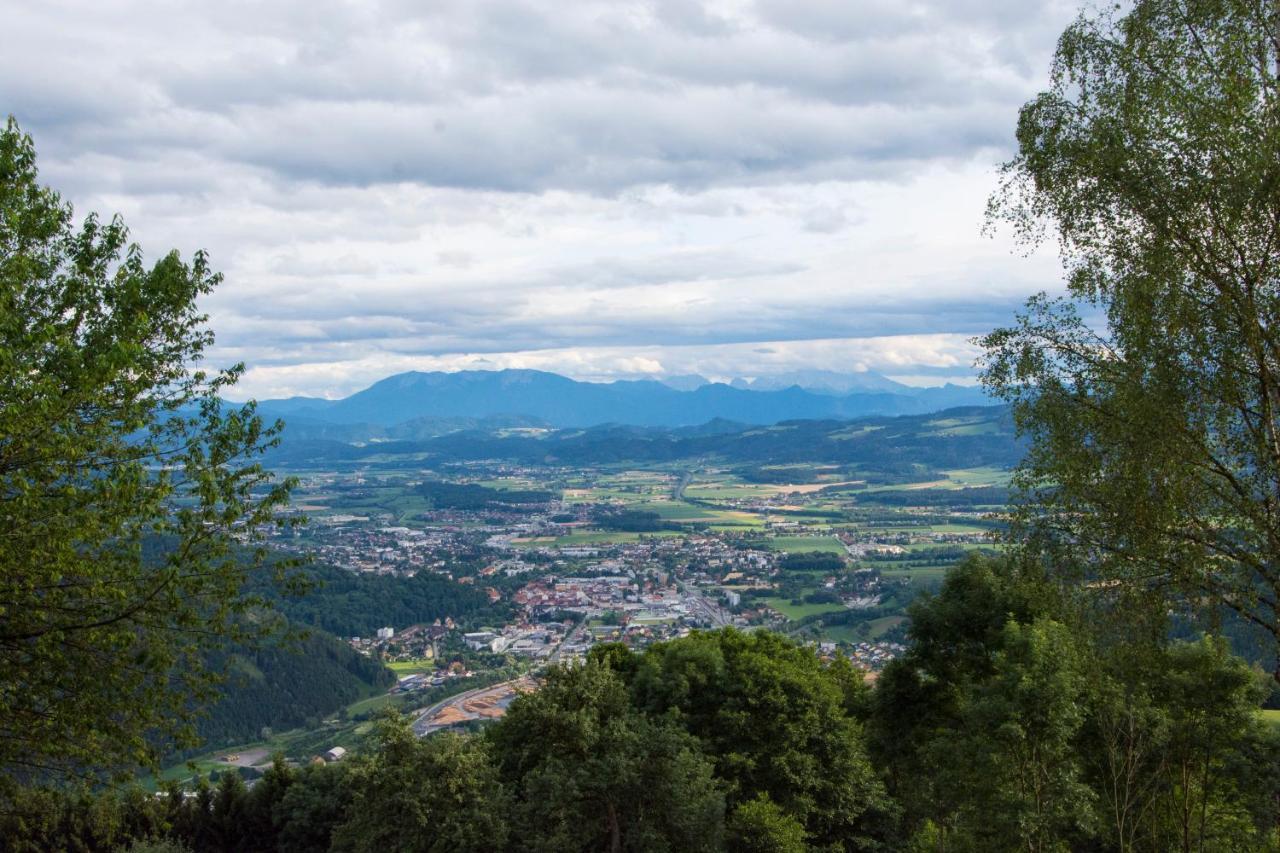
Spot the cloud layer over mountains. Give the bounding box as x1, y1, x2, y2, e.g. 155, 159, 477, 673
6, 0, 1076, 398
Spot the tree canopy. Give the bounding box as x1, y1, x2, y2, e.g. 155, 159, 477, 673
982, 0, 1280, 673
0, 117, 295, 784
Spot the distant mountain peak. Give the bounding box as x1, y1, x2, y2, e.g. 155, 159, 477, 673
659, 373, 712, 391
254, 367, 989, 429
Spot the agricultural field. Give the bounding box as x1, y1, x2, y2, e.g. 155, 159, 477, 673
386, 659, 434, 676
767, 536, 847, 555
763, 597, 850, 620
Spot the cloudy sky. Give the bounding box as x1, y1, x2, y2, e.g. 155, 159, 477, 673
6, 0, 1076, 399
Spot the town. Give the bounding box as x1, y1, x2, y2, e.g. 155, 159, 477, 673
261, 456, 1002, 734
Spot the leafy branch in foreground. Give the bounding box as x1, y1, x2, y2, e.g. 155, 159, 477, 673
0, 116, 297, 785
981, 0, 1280, 674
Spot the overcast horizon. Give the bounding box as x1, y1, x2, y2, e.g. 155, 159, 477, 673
6, 0, 1076, 400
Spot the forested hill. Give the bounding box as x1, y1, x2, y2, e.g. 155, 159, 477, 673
264, 405, 1020, 471
187, 629, 394, 757
180, 562, 514, 757
250, 562, 516, 638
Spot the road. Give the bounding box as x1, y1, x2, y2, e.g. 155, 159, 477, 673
548, 622, 588, 664
678, 577, 733, 628
410, 677, 530, 736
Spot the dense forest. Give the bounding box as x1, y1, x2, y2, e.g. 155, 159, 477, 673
416, 480, 557, 511
249, 562, 515, 638
178, 629, 394, 760
591, 508, 683, 532
777, 551, 846, 573
10, 561, 1280, 852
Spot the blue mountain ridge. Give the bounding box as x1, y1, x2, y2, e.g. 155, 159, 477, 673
250, 369, 989, 429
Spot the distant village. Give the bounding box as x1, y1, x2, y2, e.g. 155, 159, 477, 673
265, 464, 995, 734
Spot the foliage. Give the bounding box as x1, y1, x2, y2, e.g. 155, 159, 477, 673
870, 554, 1280, 852
982, 0, 1280, 675
628, 629, 894, 850
0, 117, 295, 785
417, 479, 554, 511
333, 716, 509, 853
174, 627, 393, 759
252, 561, 513, 637
487, 660, 725, 853
725, 794, 808, 853
778, 551, 846, 573
948, 618, 1097, 851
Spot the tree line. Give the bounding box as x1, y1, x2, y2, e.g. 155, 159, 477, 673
5, 564, 1278, 851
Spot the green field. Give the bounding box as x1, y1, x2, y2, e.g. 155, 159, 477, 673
927, 523, 994, 535
638, 501, 766, 527
767, 536, 847, 555
763, 597, 848, 620
684, 484, 767, 500
387, 659, 434, 676
866, 614, 907, 638
817, 615, 906, 643
880, 566, 950, 586
941, 466, 1011, 487
346, 692, 401, 717
924, 416, 1003, 437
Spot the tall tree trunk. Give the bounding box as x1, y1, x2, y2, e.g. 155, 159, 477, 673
606, 801, 622, 853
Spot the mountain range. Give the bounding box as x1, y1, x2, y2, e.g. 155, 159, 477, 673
253, 369, 989, 431
260, 405, 1020, 474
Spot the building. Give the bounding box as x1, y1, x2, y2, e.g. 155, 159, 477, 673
464, 631, 497, 650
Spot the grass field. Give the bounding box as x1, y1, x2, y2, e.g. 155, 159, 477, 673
387, 659, 434, 676
639, 502, 766, 527
927, 523, 994, 535
763, 597, 848, 620
767, 536, 847, 555
866, 614, 907, 638
346, 692, 401, 717
685, 484, 768, 500
924, 416, 1003, 437
817, 615, 906, 643
880, 566, 950, 586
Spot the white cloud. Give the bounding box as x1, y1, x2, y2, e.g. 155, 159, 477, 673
230, 333, 981, 399
6, 0, 1076, 398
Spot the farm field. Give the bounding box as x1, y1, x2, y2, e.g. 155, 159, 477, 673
878, 566, 950, 586
767, 536, 847, 555
387, 659, 434, 676
818, 616, 907, 643
763, 597, 849, 620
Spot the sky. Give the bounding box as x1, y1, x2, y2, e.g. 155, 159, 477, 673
5, 0, 1077, 400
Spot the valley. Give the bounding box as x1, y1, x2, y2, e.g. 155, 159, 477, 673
164, 405, 1016, 781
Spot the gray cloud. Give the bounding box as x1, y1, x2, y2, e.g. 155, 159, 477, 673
9, 0, 1076, 195
4, 0, 1076, 398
